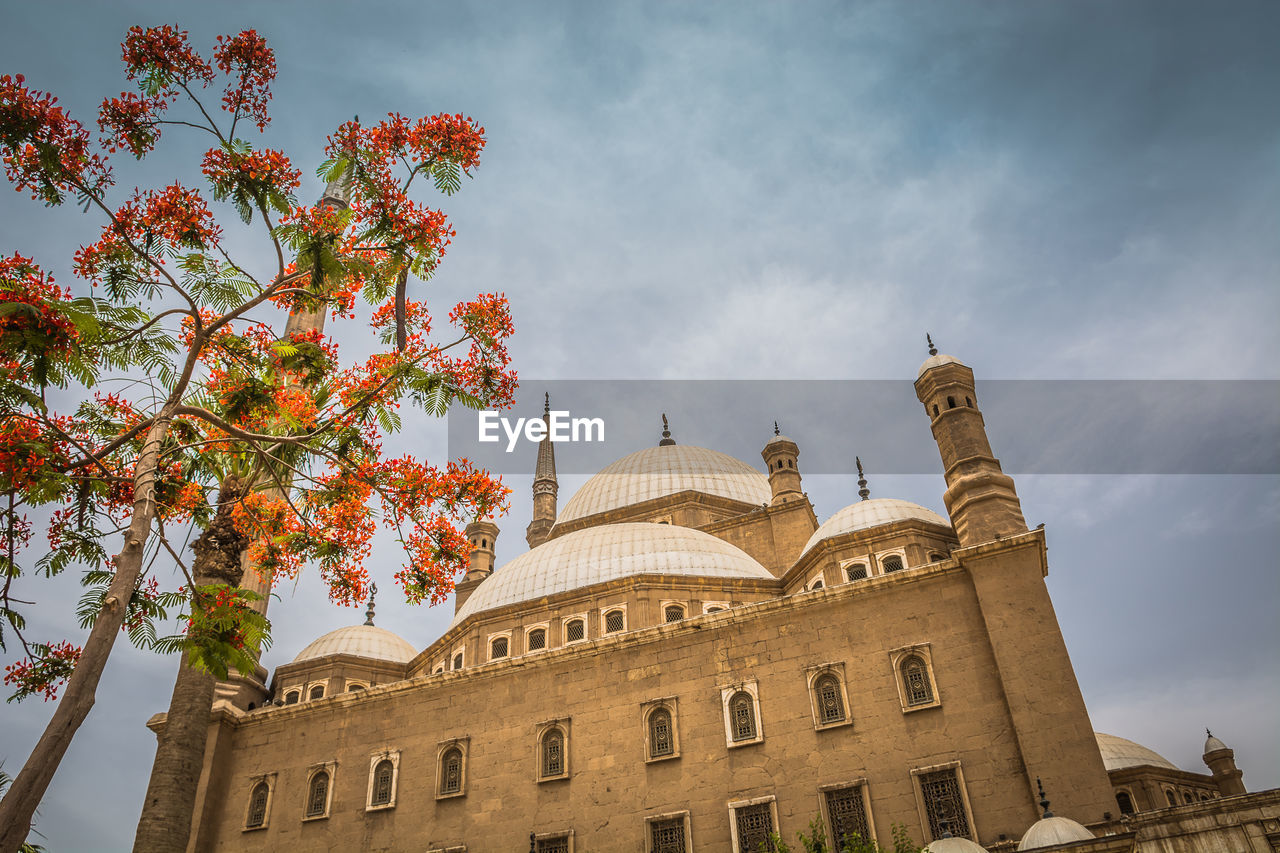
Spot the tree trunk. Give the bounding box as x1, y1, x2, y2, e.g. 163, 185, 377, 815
132, 479, 250, 853
0, 418, 172, 853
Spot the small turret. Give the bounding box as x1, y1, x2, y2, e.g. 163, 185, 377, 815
525, 393, 558, 548
914, 335, 1027, 547
761, 422, 803, 505
455, 520, 499, 614
1202, 729, 1246, 796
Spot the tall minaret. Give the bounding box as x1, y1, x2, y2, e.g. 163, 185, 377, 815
913, 335, 1027, 547
454, 520, 498, 614
525, 393, 558, 548
1203, 730, 1246, 796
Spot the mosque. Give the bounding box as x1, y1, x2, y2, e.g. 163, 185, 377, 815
150, 347, 1279, 852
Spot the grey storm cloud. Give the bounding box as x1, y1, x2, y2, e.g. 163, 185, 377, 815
0, 2, 1277, 850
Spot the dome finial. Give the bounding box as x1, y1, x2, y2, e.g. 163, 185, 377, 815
363, 582, 378, 626
774, 421, 780, 436
927, 333, 938, 357
659, 413, 676, 446
544, 391, 550, 416
856, 456, 870, 500
1036, 777, 1054, 818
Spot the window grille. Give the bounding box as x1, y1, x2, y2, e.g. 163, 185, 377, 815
815, 674, 845, 724
565, 619, 585, 642
651, 817, 686, 853
528, 628, 546, 650
825, 785, 869, 846
440, 747, 463, 795
901, 655, 933, 706
882, 555, 905, 573
729, 692, 757, 741
920, 768, 970, 839
649, 708, 674, 758
284, 691, 300, 705
308, 685, 325, 700
734, 803, 775, 852
846, 564, 868, 581
452, 652, 463, 670
305, 771, 329, 818
604, 610, 625, 633
664, 604, 684, 623
371, 759, 394, 806
535, 837, 569, 853
542, 729, 565, 777
490, 636, 509, 659
246, 781, 269, 828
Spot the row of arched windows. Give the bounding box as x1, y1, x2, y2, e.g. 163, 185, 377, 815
281, 680, 369, 705
485, 603, 706, 662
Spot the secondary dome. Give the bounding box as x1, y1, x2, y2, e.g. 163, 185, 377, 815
293, 625, 417, 665
918, 352, 963, 378
1018, 816, 1093, 850
451, 522, 774, 626
558, 444, 771, 523
802, 498, 950, 556
1095, 732, 1179, 772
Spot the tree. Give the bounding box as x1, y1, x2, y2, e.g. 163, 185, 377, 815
0, 25, 514, 852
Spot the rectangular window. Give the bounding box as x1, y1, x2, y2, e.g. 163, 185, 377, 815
920, 768, 971, 839
650, 817, 686, 853
535, 837, 569, 853
825, 785, 870, 847
734, 802, 775, 852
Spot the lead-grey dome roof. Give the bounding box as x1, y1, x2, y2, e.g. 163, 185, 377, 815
451, 522, 773, 626
292, 625, 417, 664
802, 498, 951, 557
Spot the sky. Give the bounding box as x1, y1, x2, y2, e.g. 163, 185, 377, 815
1, 1, 1278, 850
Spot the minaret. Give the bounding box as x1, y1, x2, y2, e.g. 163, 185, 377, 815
761, 422, 803, 505
525, 393, 558, 548
1203, 729, 1246, 795
913, 335, 1027, 547
454, 520, 498, 614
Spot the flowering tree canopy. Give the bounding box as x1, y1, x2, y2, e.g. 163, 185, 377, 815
0, 26, 512, 848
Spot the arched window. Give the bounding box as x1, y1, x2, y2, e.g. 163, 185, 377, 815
370, 759, 394, 806
305, 771, 329, 818
809, 578, 824, 590
1183, 791, 1194, 804
664, 604, 684, 623
565, 618, 585, 642
1165, 789, 1177, 807
882, 555, 905, 573
947, 396, 956, 409
604, 609, 625, 633
347, 683, 366, 692
440, 747, 463, 795
1116, 791, 1135, 815
308, 684, 325, 700
490, 636, 509, 659
705, 605, 726, 614
648, 707, 674, 758
846, 564, 868, 581
434, 665, 444, 674
965, 396, 972, 408
246, 781, 269, 828
527, 627, 546, 650
284, 690, 300, 705
932, 404, 940, 416
452, 652, 463, 670
729, 691, 757, 741
541, 728, 565, 778
814, 674, 845, 724
901, 655, 933, 706
1199, 793, 1210, 801
929, 552, 947, 563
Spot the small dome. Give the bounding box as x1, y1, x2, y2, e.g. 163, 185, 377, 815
802, 498, 950, 556
1204, 732, 1229, 754
918, 352, 963, 378
451, 522, 773, 626
765, 433, 795, 446
1095, 732, 1179, 772
293, 625, 417, 665
925, 836, 988, 852
1017, 816, 1093, 850
559, 445, 771, 523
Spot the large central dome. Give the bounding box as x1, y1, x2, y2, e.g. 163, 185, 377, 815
558, 444, 771, 523
451, 522, 774, 626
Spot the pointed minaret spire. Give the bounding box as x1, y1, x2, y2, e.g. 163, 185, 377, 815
526, 393, 558, 548
1036, 777, 1054, 819
927, 333, 938, 356
363, 582, 378, 626
856, 456, 870, 501
659, 413, 676, 446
